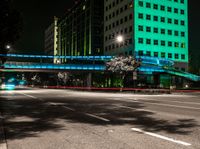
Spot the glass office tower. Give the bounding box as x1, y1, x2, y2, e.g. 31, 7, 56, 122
57, 0, 104, 63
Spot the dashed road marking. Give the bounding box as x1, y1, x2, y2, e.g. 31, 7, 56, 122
115, 105, 155, 113
85, 113, 110, 122
62, 106, 76, 112
19, 93, 37, 99
131, 128, 191, 146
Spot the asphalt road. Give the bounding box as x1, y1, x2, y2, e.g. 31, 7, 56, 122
0, 88, 200, 149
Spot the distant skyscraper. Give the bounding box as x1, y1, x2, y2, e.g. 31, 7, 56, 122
44, 16, 58, 63
104, 0, 188, 70
56, 0, 104, 63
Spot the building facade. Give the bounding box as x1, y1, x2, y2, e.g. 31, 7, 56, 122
104, 0, 188, 70
56, 0, 104, 63
44, 16, 58, 63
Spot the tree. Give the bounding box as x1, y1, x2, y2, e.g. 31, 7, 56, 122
0, 0, 23, 64
106, 56, 141, 88
57, 72, 70, 85
31, 73, 41, 86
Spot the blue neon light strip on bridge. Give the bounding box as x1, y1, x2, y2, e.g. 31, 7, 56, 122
0, 54, 113, 60
4, 63, 106, 71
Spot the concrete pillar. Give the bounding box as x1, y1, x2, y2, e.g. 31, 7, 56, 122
87, 72, 92, 88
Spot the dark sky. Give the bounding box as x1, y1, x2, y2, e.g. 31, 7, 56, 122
13, 0, 200, 57
13, 0, 74, 54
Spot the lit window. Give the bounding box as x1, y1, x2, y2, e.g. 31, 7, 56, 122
181, 54, 185, 60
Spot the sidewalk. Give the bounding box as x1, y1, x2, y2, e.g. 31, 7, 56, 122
35, 86, 172, 94
0, 112, 7, 149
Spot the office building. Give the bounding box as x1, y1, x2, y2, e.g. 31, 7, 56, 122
104, 0, 188, 70
44, 16, 58, 63
57, 0, 104, 63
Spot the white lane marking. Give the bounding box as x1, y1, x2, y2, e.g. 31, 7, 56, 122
19, 93, 37, 99
62, 106, 76, 112
139, 98, 200, 106
48, 102, 65, 106
131, 128, 191, 146
61, 106, 110, 122
85, 113, 110, 122
116, 105, 156, 113
144, 102, 200, 110
110, 97, 200, 110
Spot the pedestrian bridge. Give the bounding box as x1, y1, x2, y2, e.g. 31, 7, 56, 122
1, 54, 200, 82
2, 61, 200, 82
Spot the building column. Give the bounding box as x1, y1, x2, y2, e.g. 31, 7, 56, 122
87, 72, 92, 88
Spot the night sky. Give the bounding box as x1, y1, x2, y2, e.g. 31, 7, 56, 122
12, 0, 200, 58
13, 0, 74, 54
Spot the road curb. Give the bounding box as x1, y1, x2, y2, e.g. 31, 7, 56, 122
0, 112, 7, 149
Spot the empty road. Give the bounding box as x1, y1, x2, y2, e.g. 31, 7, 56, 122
0, 88, 200, 149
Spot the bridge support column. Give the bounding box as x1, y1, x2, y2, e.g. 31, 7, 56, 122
87, 72, 92, 88
153, 73, 160, 88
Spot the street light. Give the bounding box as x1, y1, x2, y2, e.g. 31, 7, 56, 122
5, 44, 11, 50
116, 35, 124, 43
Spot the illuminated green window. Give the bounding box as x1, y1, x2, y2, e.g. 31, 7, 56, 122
174, 42, 179, 47
174, 31, 179, 36
175, 53, 179, 59
181, 9, 185, 14
146, 39, 151, 44
161, 40, 165, 46
146, 2, 151, 8
181, 54, 185, 60
161, 52, 165, 58
138, 25, 143, 31
168, 53, 172, 58
160, 17, 165, 23
167, 7, 172, 12
138, 50, 143, 56
168, 41, 172, 47
154, 52, 158, 57
138, 38, 143, 43
168, 18, 172, 24
181, 0, 184, 4
161, 29, 165, 34
153, 4, 158, 9
153, 27, 158, 33
168, 30, 172, 35
154, 40, 158, 45
138, 13, 143, 19
146, 26, 151, 32
146, 14, 151, 20
174, 8, 178, 14
154, 16, 158, 21
160, 5, 165, 11
146, 51, 151, 56
139, 1, 143, 7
